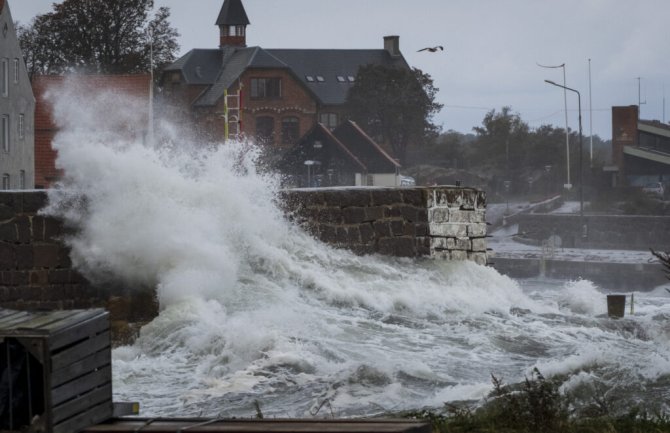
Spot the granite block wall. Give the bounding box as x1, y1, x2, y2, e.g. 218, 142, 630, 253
281, 186, 488, 264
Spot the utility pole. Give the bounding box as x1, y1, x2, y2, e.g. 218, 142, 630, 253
637, 76, 646, 119
588, 59, 593, 167
538, 62, 571, 189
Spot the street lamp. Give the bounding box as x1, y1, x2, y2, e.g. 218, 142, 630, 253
538, 62, 571, 189
544, 79, 587, 238
304, 160, 320, 187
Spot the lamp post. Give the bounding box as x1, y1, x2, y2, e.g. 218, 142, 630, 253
538, 62, 571, 189
545, 79, 586, 238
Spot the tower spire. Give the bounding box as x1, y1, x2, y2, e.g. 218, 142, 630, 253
216, 0, 250, 48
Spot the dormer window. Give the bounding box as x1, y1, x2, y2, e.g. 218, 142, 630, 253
316, 76, 325, 82
347, 76, 355, 82
305, 75, 315, 82
337, 76, 346, 83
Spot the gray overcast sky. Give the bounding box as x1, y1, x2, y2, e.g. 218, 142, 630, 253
8, 0, 670, 140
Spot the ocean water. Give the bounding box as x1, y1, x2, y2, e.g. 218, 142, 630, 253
43, 82, 670, 418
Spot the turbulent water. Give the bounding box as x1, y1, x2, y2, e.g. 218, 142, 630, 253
43, 82, 670, 418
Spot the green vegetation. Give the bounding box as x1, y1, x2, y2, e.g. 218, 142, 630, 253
405, 107, 610, 202
400, 369, 670, 433
345, 65, 443, 164
17, 0, 179, 77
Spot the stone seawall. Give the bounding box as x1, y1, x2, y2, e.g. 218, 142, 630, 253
0, 191, 157, 343
280, 186, 488, 264
1, 187, 487, 341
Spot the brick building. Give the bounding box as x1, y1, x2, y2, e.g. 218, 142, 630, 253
32, 74, 151, 188
0, 0, 35, 190
161, 0, 411, 157
610, 105, 670, 188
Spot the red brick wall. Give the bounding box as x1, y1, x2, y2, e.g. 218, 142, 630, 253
611, 105, 638, 171
239, 69, 317, 147
32, 74, 151, 188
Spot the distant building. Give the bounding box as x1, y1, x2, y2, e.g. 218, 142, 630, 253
0, 0, 35, 189
279, 120, 402, 187
610, 105, 670, 187
161, 0, 411, 153
32, 74, 151, 188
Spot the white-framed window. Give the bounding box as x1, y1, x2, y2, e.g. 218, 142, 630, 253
319, 112, 338, 130
1, 59, 8, 97
19, 170, 25, 189
1, 115, 8, 152
18, 114, 24, 140
2, 174, 9, 190
13, 58, 19, 83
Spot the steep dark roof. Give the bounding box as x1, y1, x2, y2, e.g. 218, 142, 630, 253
267, 49, 410, 105
334, 120, 401, 172
192, 47, 290, 107
164, 46, 410, 107
216, 0, 250, 26
279, 123, 368, 174
164, 49, 224, 85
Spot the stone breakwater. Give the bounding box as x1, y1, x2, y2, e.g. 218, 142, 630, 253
0, 187, 487, 341
280, 186, 487, 265
0, 191, 156, 343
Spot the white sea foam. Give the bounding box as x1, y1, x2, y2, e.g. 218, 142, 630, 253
41, 81, 670, 417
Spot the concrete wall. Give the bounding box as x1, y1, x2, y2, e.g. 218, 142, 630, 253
516, 213, 670, 250
493, 257, 665, 291
281, 186, 488, 264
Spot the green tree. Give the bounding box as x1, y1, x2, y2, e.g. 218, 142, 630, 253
17, 0, 179, 77
345, 65, 443, 164
471, 106, 530, 174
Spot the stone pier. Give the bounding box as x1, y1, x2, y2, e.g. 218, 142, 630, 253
281, 186, 487, 264
0, 187, 487, 340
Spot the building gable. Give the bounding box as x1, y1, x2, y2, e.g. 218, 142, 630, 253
0, 0, 36, 189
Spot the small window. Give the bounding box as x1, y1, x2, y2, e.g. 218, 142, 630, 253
2, 174, 9, 190
13, 59, 19, 83
19, 170, 25, 189
1, 115, 8, 152
316, 76, 325, 82
18, 114, 24, 140
347, 76, 355, 82
305, 75, 315, 82
256, 116, 274, 145
319, 112, 338, 130
336, 76, 345, 83
1, 59, 8, 97
281, 116, 300, 144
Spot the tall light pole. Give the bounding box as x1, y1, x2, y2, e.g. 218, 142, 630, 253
588, 58, 593, 167
146, 27, 155, 146
538, 62, 571, 189
545, 79, 586, 238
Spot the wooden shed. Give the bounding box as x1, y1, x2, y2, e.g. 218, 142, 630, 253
0, 308, 112, 433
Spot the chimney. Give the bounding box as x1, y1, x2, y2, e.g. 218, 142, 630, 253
384, 35, 400, 56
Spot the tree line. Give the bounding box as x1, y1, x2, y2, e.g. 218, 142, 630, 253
407, 106, 611, 197
17, 0, 179, 78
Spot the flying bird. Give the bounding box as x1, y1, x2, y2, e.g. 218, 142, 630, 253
417, 46, 444, 53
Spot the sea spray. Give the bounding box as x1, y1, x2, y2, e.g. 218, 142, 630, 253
41, 81, 670, 417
